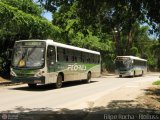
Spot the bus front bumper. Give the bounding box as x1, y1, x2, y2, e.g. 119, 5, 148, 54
115, 70, 133, 76
11, 76, 45, 84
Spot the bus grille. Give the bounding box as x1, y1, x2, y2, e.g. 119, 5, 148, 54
16, 74, 34, 77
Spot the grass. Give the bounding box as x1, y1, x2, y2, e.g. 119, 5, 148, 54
153, 80, 160, 85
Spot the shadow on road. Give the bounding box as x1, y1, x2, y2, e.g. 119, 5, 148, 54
1, 99, 159, 120
9, 81, 98, 92
116, 75, 144, 78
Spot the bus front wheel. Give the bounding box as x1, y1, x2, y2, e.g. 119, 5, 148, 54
141, 71, 144, 76
119, 75, 122, 78
86, 72, 91, 83
56, 74, 63, 88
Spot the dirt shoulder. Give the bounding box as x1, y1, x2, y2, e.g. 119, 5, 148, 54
84, 79, 160, 120
0, 77, 10, 83
137, 85, 160, 110
93, 85, 160, 111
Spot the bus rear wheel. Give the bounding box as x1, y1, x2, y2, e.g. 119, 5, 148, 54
133, 71, 136, 77
55, 74, 63, 88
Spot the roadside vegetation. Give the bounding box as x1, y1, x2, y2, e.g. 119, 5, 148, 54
138, 83, 160, 111
137, 79, 160, 110
153, 80, 160, 85
0, 0, 160, 77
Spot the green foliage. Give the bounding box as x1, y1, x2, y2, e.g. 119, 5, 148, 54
151, 43, 160, 71
129, 47, 139, 56
71, 30, 113, 51
39, 0, 159, 72
153, 80, 160, 85
0, 2, 61, 39
0, 0, 159, 74
0, 1, 62, 75
1, 0, 43, 16
151, 44, 160, 59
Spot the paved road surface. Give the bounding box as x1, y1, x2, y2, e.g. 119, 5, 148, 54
0, 73, 159, 113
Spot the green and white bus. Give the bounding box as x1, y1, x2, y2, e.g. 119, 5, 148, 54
10, 39, 101, 88
115, 56, 147, 77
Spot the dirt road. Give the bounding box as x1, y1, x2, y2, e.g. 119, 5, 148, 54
0, 73, 159, 120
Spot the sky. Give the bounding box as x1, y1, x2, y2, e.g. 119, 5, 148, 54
33, 0, 53, 21
42, 11, 52, 21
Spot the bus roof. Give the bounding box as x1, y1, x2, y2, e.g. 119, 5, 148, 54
15, 39, 100, 55
116, 56, 147, 61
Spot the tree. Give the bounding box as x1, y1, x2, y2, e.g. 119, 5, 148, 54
1, 0, 43, 16
151, 43, 160, 71
0, 1, 61, 76
38, 0, 160, 71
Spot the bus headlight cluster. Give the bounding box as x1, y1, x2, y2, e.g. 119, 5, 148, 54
35, 70, 45, 77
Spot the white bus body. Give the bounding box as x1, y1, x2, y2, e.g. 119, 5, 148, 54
11, 39, 101, 88
115, 56, 147, 77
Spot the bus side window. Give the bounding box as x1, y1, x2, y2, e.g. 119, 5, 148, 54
80, 52, 83, 62
92, 54, 96, 63
67, 49, 72, 62
65, 55, 69, 61
72, 50, 77, 62
81, 52, 86, 63
87, 53, 91, 63
77, 51, 81, 62
90, 54, 93, 63
85, 53, 88, 63
97, 55, 100, 63
95, 55, 97, 63
47, 46, 55, 66
57, 47, 64, 61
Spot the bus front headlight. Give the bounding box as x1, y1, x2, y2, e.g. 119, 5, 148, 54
35, 70, 45, 77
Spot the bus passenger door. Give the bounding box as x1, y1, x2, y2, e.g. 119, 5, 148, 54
46, 46, 57, 83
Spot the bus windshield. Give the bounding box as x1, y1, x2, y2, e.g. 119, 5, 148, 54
12, 42, 45, 68
115, 57, 132, 70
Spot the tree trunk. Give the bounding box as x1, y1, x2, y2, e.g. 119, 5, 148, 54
126, 29, 133, 55
113, 29, 122, 56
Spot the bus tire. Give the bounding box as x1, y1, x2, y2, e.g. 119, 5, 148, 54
28, 84, 37, 88
119, 75, 122, 78
56, 74, 63, 88
86, 72, 91, 83
141, 70, 144, 76
134, 71, 136, 77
